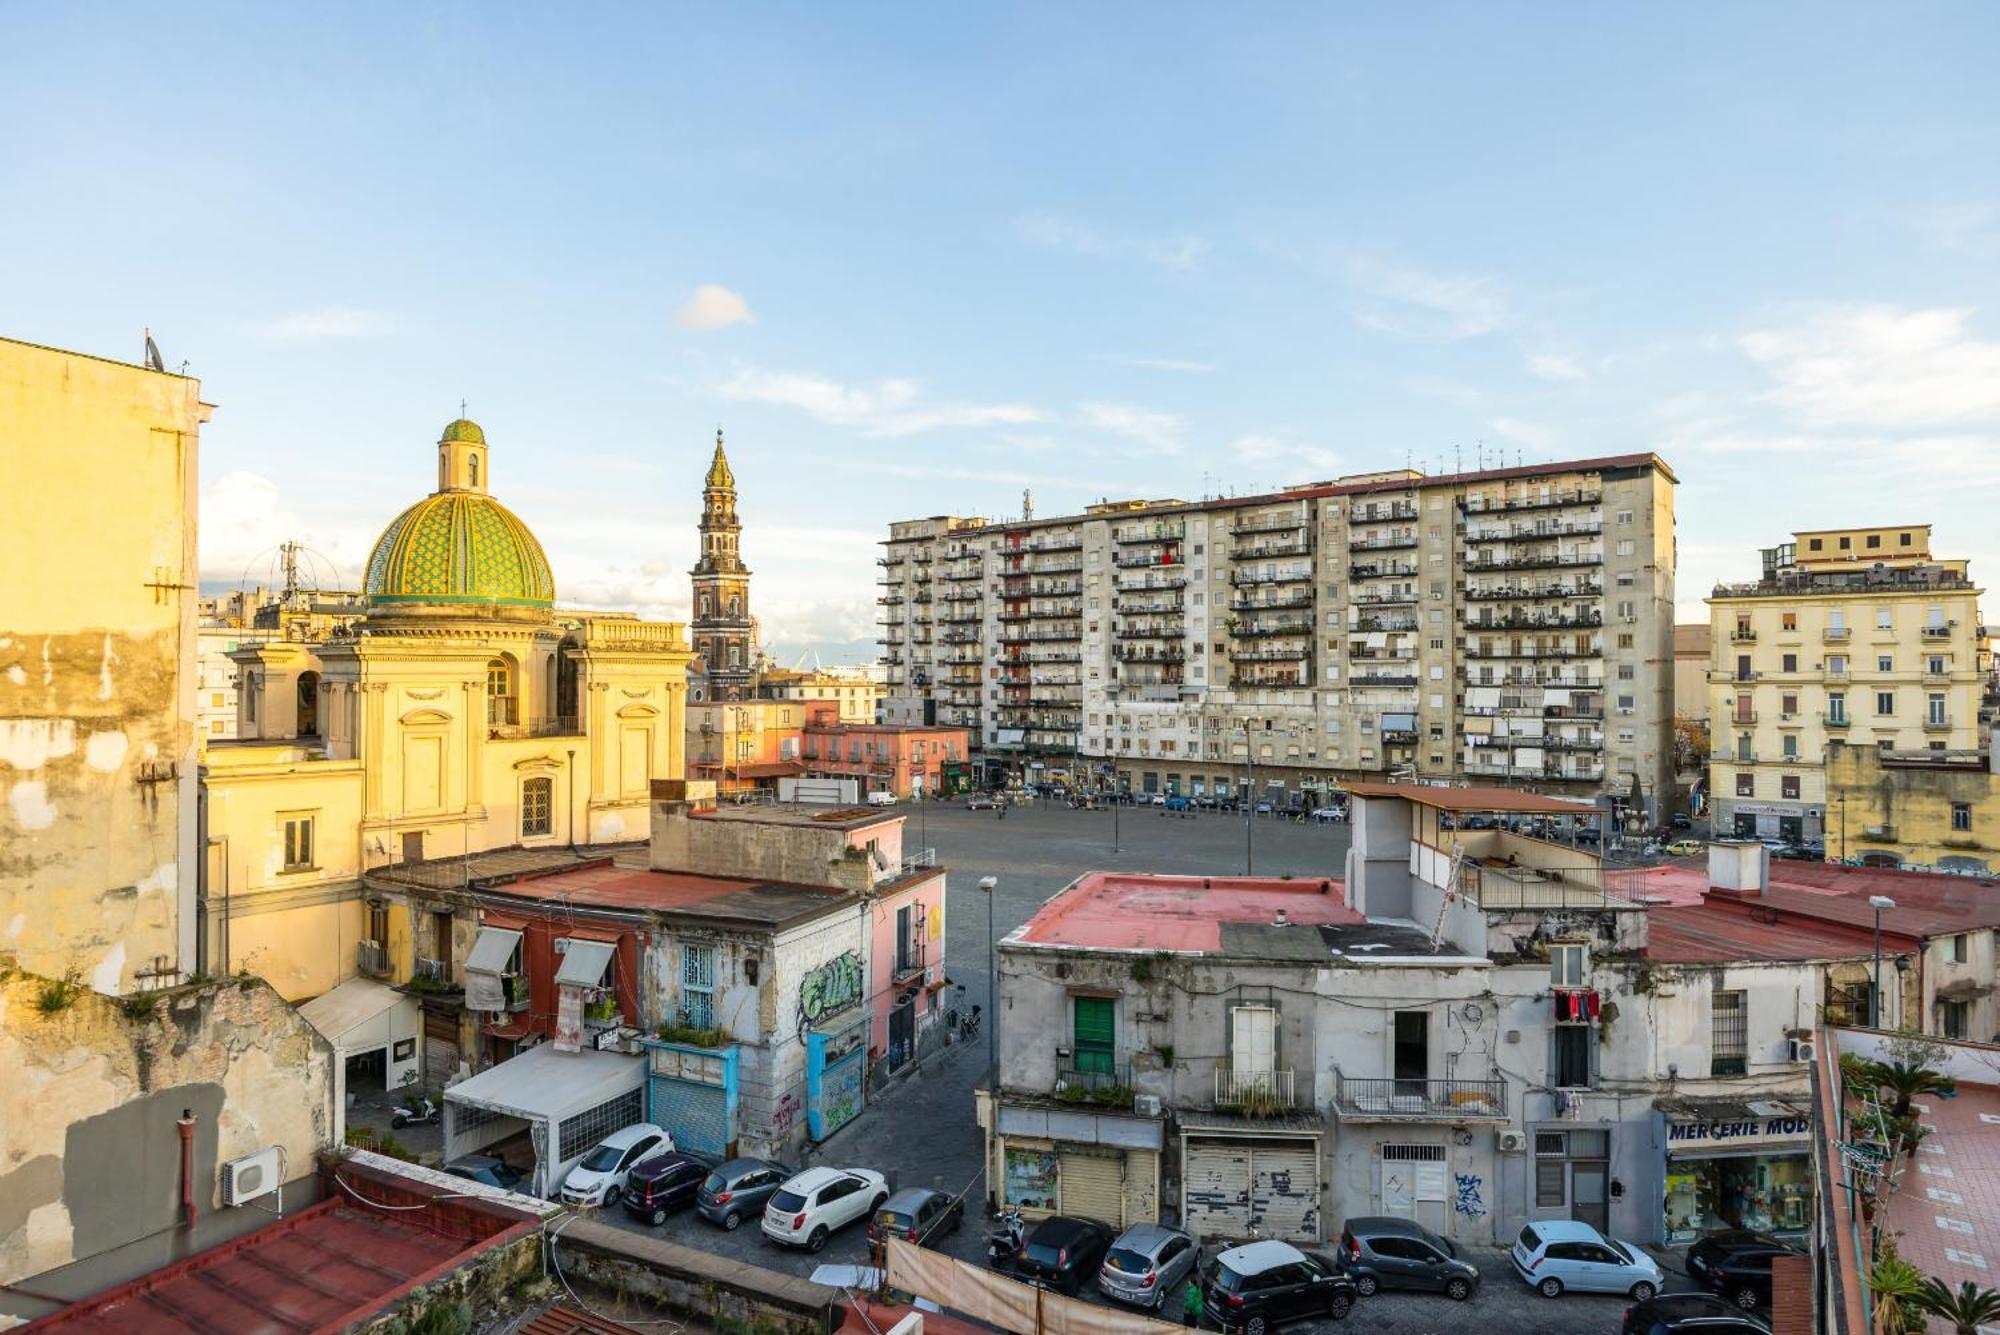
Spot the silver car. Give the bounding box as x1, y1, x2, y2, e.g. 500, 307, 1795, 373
1510, 1219, 1665, 1301
1099, 1222, 1200, 1311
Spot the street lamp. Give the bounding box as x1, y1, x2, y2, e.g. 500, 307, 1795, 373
1868, 894, 1896, 1027
978, 876, 999, 1103
1239, 722, 1256, 875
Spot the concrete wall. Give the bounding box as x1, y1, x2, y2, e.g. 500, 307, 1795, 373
1825, 743, 2000, 875
649, 794, 894, 894
0, 969, 334, 1294
552, 1217, 837, 1335
866, 871, 947, 1059
0, 338, 207, 993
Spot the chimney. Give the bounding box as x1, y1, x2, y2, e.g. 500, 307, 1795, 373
1274, 907, 1289, 927
1708, 839, 1769, 897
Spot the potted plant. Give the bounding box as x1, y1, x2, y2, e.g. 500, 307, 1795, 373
1914, 1277, 2000, 1335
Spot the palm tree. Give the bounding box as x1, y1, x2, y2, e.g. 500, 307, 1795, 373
1915, 1277, 2000, 1334
1870, 1253, 1926, 1335
1870, 1059, 1956, 1119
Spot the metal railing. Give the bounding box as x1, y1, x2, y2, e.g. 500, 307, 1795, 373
1332, 1070, 1507, 1120
1459, 862, 1644, 909
413, 956, 453, 987
895, 941, 928, 979
1054, 1062, 1130, 1097
1215, 1067, 1297, 1110
357, 939, 389, 977
900, 848, 937, 874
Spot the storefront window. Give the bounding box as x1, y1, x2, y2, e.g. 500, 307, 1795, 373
1665, 1153, 1812, 1243
1004, 1147, 1058, 1210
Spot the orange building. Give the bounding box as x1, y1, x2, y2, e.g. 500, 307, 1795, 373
687, 697, 823, 794
800, 704, 973, 798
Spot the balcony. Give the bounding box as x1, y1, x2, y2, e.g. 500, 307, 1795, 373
1214, 1067, 1298, 1113
1331, 1070, 1508, 1122
1924, 714, 1955, 732
1822, 626, 1851, 642
357, 939, 389, 978
1730, 628, 1757, 642
1230, 540, 1313, 561
1233, 514, 1308, 535
1350, 534, 1419, 551
1921, 625, 1953, 639
893, 940, 929, 981
1045, 1063, 1134, 1107
1229, 568, 1313, 587
1824, 713, 1850, 728
1114, 550, 1184, 569
1462, 581, 1602, 601
1463, 489, 1600, 515
1231, 590, 1314, 612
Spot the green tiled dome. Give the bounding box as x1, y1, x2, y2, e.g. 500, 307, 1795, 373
364, 492, 555, 608
441, 417, 486, 445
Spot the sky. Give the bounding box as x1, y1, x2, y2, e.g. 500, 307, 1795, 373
6, 4, 2000, 661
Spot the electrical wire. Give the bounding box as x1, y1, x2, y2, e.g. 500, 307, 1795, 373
544, 1211, 689, 1329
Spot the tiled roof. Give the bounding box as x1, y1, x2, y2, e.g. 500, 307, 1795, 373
1642, 899, 1883, 964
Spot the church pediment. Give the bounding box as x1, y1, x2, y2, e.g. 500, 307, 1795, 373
399, 707, 454, 726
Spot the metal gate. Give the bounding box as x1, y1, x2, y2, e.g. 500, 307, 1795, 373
1183, 1141, 1252, 1240
1184, 1139, 1320, 1243
1059, 1149, 1125, 1226
1252, 1142, 1319, 1241
807, 1016, 867, 1141
422, 1008, 460, 1085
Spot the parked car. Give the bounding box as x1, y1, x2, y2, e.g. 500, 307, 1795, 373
1665, 838, 1705, 856
1202, 1240, 1355, 1332
1511, 1219, 1664, 1300
1098, 1222, 1200, 1311
1164, 795, 1192, 811
622, 1150, 717, 1226
1672, 813, 1694, 829
1338, 1216, 1480, 1300
696, 1157, 793, 1230
1686, 1230, 1803, 1311
762, 1166, 889, 1252
867, 790, 898, 806
559, 1123, 672, 1207
443, 1154, 525, 1193
1147, 793, 1168, 806
1621, 1293, 1773, 1334
965, 793, 999, 810
1254, 801, 1274, 815
867, 1187, 964, 1249
1310, 806, 1348, 824
1014, 1215, 1115, 1295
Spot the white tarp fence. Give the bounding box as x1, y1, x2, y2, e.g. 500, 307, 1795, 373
885, 1238, 1183, 1335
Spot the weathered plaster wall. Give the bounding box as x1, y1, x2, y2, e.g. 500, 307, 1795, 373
0, 338, 207, 992
0, 968, 334, 1288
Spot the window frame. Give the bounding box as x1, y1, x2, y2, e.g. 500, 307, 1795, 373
521, 775, 555, 837
282, 812, 316, 871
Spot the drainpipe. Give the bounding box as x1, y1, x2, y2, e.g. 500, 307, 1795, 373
177, 1109, 198, 1230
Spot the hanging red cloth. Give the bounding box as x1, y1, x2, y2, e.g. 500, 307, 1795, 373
1586, 990, 1602, 1020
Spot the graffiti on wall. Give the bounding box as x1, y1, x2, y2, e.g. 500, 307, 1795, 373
1454, 1172, 1487, 1218
772, 1089, 802, 1138
798, 951, 864, 1029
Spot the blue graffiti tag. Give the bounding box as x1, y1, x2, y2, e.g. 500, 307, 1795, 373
1454, 1173, 1487, 1218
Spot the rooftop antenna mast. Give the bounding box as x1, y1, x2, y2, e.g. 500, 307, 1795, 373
1022, 488, 1034, 522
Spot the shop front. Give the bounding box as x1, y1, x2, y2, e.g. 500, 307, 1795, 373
1655, 1096, 1814, 1245
991, 1103, 1163, 1229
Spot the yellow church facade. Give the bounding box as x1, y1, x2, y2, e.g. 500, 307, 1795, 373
203, 419, 694, 1000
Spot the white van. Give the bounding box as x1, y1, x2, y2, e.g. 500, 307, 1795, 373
866, 790, 898, 806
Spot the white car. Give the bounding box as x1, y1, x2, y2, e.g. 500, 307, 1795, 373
867, 790, 898, 806
1510, 1219, 1665, 1301
762, 1165, 889, 1252
559, 1123, 672, 1207
1310, 806, 1348, 824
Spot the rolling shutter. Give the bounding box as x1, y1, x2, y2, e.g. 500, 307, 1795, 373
1249, 1141, 1320, 1242
1119, 1149, 1159, 1226
1059, 1149, 1125, 1227
1183, 1141, 1253, 1240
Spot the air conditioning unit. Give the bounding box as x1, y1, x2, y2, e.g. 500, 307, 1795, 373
1497, 1130, 1528, 1154
1789, 1038, 1816, 1064
1133, 1094, 1163, 1117
221, 1147, 282, 1207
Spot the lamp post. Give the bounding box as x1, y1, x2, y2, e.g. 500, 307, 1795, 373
1240, 722, 1256, 875
1868, 894, 1896, 1027
978, 875, 999, 1102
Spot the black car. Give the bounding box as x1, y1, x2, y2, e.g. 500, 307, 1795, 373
695, 1157, 793, 1230
622, 1151, 716, 1226
1686, 1230, 1803, 1311
866, 1187, 964, 1249
1338, 1216, 1480, 1300
1014, 1216, 1115, 1295
442, 1154, 525, 1193
1622, 1292, 1773, 1335
1203, 1240, 1356, 1333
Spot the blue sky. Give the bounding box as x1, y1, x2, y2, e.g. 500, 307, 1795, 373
6, 4, 2000, 659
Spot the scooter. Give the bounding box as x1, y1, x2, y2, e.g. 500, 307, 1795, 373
390, 1095, 439, 1129
987, 1205, 1025, 1271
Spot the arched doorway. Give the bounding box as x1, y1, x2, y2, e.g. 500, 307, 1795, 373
487, 655, 518, 727
296, 671, 320, 737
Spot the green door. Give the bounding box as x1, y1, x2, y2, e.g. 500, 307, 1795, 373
1074, 997, 1116, 1077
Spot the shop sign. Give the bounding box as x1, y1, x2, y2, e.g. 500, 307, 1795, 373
1667, 1114, 1811, 1147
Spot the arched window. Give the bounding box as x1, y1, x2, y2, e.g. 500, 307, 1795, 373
521, 777, 554, 836
487, 657, 517, 726
296, 671, 320, 737
699, 594, 710, 617
468, 456, 479, 488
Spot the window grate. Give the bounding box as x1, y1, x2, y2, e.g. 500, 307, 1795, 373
1711, 991, 1747, 1076
681, 944, 716, 1030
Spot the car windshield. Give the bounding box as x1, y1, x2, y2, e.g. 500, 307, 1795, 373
877, 1210, 915, 1230
1608, 1241, 1640, 1266
579, 1147, 623, 1172
1105, 1247, 1153, 1274
1208, 1264, 1244, 1293
701, 1172, 725, 1193
1023, 1242, 1063, 1267
771, 1189, 806, 1213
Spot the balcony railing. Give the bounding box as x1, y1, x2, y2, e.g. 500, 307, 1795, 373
1051, 1063, 1133, 1105
357, 939, 389, 978
1459, 862, 1644, 910
1215, 1067, 1297, 1112
894, 940, 928, 980
1331, 1070, 1508, 1121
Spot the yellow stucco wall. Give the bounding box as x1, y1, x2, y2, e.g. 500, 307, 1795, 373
1825, 744, 2000, 873
0, 337, 208, 993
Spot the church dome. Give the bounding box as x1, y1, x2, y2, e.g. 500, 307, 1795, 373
440, 417, 486, 445
364, 419, 554, 609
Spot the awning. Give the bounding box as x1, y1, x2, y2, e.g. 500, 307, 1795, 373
555, 939, 616, 989
299, 978, 416, 1054
466, 927, 522, 975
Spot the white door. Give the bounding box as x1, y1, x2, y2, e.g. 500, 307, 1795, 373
1232, 1005, 1276, 1084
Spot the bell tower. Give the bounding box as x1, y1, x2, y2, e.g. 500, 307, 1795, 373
690, 429, 754, 699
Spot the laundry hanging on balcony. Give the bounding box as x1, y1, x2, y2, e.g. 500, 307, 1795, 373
1553, 990, 1601, 1021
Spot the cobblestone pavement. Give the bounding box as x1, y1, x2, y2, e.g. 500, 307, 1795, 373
588, 801, 1699, 1333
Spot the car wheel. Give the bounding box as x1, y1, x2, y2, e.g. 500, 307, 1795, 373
1537, 1277, 1564, 1298
872, 1192, 888, 1212
722, 1211, 742, 1231
1445, 1278, 1471, 1301
1244, 1317, 1267, 1335
648, 1207, 667, 1227
1352, 1275, 1377, 1297
807, 1226, 828, 1254
390, 1115, 409, 1129
1628, 1281, 1657, 1302
1327, 1293, 1353, 1319
1732, 1286, 1761, 1311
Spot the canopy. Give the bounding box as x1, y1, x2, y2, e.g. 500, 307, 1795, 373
466, 926, 522, 975
554, 939, 616, 988
443, 1042, 648, 1194
298, 977, 412, 1054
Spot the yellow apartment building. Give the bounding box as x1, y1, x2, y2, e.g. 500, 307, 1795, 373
1824, 744, 2000, 874
202, 418, 694, 1001
1706, 525, 1985, 846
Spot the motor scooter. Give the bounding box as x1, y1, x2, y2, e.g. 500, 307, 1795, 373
390, 1095, 439, 1129
987, 1205, 1025, 1271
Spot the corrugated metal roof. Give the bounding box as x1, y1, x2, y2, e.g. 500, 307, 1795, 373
486, 862, 856, 929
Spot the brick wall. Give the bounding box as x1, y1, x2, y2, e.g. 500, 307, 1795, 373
1770, 1250, 1813, 1335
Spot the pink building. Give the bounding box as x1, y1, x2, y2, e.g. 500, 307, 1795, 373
800, 704, 973, 798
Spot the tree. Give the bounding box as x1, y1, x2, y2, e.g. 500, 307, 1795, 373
1868, 1251, 1927, 1334
1870, 1059, 1956, 1120
1915, 1277, 2000, 1335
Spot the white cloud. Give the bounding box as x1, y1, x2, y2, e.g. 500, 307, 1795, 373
198, 471, 374, 587
258, 308, 391, 341
1076, 401, 1187, 451
1346, 255, 1508, 340
1016, 213, 1211, 272
1091, 354, 1217, 373
1225, 432, 1342, 478
1740, 305, 2000, 426
718, 365, 1048, 437
1526, 352, 1586, 382
675, 283, 755, 331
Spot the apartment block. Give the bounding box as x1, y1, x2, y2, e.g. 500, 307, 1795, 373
1706, 525, 1986, 846
878, 454, 1677, 816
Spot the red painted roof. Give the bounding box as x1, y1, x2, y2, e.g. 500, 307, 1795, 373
26, 1198, 521, 1334
1017, 872, 1357, 951
1341, 781, 1599, 813
1643, 900, 1883, 964
488, 862, 854, 928
1630, 856, 2000, 939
